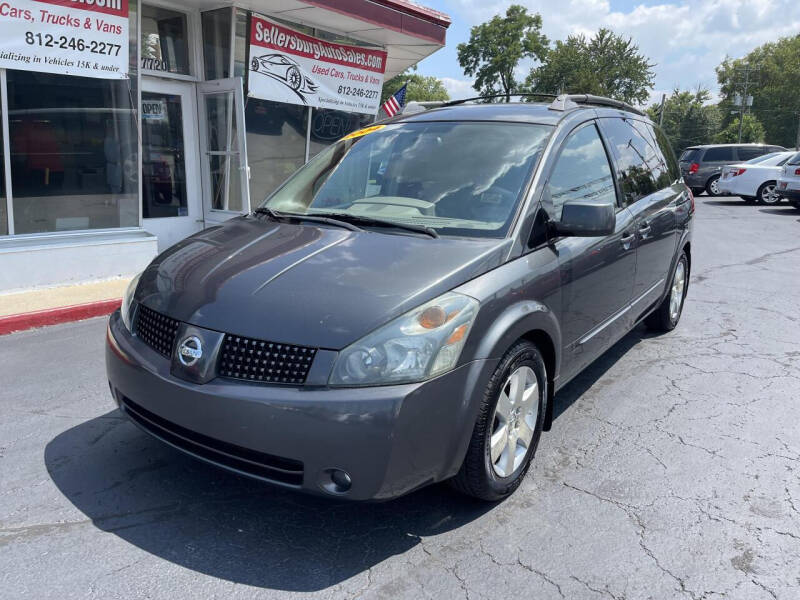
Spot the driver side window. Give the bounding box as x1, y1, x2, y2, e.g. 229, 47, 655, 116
546, 124, 617, 220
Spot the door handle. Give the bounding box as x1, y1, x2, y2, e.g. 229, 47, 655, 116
620, 231, 635, 249
638, 221, 652, 237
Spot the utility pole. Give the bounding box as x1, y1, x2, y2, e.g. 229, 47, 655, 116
795, 113, 800, 150
658, 93, 666, 127
734, 64, 757, 143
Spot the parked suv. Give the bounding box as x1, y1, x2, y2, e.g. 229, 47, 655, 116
680, 143, 785, 196
777, 151, 800, 209
106, 95, 694, 502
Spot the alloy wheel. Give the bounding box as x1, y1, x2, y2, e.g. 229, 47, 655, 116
709, 178, 720, 195
489, 366, 539, 478
670, 260, 686, 322
761, 184, 779, 204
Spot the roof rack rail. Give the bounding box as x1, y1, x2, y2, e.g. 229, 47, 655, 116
549, 94, 645, 116
398, 93, 646, 117
441, 93, 557, 107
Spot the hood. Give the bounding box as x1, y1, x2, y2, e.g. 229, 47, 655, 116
136, 216, 509, 349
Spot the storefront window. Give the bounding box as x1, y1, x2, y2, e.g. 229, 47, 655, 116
141, 5, 191, 75
245, 99, 308, 204
308, 109, 373, 158
7, 71, 138, 234
1, 90, 7, 236
202, 8, 232, 80
233, 9, 249, 80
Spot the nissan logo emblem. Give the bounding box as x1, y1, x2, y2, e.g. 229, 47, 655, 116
178, 336, 203, 366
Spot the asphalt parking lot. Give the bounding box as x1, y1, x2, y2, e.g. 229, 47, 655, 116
2, 196, 800, 600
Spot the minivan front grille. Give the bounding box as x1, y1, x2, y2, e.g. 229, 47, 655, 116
218, 335, 316, 384
119, 395, 304, 486
134, 305, 180, 357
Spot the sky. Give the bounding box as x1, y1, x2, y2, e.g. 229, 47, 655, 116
412, 0, 800, 106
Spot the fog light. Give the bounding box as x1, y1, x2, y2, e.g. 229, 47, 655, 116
331, 469, 352, 491
320, 468, 352, 494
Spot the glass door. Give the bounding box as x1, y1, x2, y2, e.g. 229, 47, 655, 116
197, 78, 250, 225
141, 78, 203, 250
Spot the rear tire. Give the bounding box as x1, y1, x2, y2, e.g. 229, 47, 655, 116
705, 175, 721, 197
450, 340, 546, 501
757, 181, 780, 204
646, 251, 689, 332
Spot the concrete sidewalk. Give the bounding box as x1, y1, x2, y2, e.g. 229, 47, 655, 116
0, 277, 131, 334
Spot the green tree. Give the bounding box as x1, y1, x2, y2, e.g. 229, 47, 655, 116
457, 5, 548, 102
716, 35, 800, 147
380, 70, 449, 104
527, 28, 654, 105
713, 114, 766, 144
646, 88, 721, 153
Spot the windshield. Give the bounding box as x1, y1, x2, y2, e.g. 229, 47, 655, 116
262, 121, 552, 238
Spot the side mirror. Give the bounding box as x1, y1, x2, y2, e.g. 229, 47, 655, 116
551, 201, 616, 237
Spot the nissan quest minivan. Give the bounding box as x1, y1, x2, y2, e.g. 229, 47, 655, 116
106, 95, 694, 501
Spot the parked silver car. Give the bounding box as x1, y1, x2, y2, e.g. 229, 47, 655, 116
679, 144, 785, 196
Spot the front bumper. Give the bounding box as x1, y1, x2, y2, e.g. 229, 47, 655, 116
106, 311, 497, 500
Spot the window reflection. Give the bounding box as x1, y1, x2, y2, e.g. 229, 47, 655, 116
141, 5, 190, 75
245, 98, 308, 204
601, 118, 659, 205
308, 108, 373, 158
548, 125, 616, 219
0, 90, 6, 235
8, 71, 138, 234
142, 93, 188, 218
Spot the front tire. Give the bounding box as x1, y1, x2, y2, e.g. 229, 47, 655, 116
691, 187, 705, 197
451, 341, 546, 501
646, 251, 689, 332
706, 175, 721, 197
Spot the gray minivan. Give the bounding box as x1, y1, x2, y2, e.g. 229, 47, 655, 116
680, 143, 785, 196
106, 95, 694, 502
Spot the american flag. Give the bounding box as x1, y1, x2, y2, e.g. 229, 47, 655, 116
381, 83, 407, 117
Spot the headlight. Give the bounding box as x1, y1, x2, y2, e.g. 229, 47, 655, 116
329, 292, 479, 387
120, 272, 142, 331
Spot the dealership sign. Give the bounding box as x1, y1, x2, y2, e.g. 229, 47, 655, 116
248, 13, 387, 115
0, 0, 129, 79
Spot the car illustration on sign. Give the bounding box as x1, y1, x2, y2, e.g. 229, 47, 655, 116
250, 53, 318, 102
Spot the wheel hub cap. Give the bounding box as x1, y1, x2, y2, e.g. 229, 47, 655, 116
669, 261, 686, 321
489, 366, 539, 478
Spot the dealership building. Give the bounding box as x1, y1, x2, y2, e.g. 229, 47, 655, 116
0, 0, 450, 291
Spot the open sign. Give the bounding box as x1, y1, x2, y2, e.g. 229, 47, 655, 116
142, 100, 166, 120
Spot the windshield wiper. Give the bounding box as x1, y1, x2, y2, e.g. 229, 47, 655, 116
308, 212, 439, 238
252, 207, 362, 232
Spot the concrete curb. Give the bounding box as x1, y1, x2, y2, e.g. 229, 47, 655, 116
0, 299, 121, 336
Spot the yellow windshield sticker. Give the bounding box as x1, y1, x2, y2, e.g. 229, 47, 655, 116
341, 124, 386, 141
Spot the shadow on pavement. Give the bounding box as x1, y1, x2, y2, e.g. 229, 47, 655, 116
45, 409, 494, 591
702, 199, 749, 206
758, 207, 800, 215
551, 324, 651, 422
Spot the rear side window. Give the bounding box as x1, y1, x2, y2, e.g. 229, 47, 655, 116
737, 147, 765, 161
600, 117, 658, 205
545, 123, 617, 219
703, 147, 735, 162
680, 149, 700, 162
645, 123, 679, 184
788, 152, 800, 166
